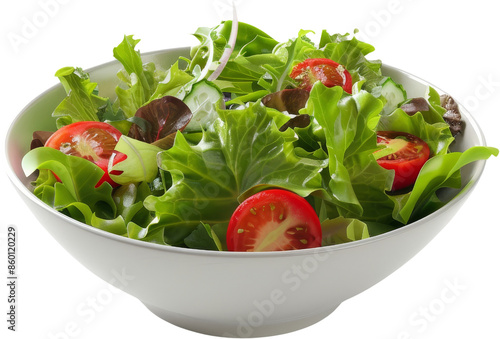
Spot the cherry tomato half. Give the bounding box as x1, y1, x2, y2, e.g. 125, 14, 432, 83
45, 121, 124, 187
374, 131, 430, 191
226, 189, 322, 252
290, 58, 353, 93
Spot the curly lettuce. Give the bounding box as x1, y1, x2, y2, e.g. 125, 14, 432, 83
142, 102, 328, 245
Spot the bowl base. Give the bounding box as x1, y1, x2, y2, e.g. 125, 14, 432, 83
143, 302, 337, 337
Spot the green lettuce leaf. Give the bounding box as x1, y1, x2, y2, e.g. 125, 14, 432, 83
143, 102, 328, 245
377, 108, 454, 156
90, 214, 128, 235
261, 29, 315, 93
113, 35, 166, 117
114, 182, 155, 226
148, 60, 194, 101
305, 83, 394, 222
321, 217, 370, 246
320, 31, 383, 92
22, 147, 156, 234
392, 146, 499, 223
52, 67, 109, 127
189, 21, 316, 99
109, 136, 162, 185
91, 182, 156, 236
189, 21, 279, 84
21, 147, 116, 221
184, 222, 223, 251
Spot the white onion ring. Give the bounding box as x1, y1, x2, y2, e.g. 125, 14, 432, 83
207, 4, 238, 81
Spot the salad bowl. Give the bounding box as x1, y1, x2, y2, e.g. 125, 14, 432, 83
5, 47, 489, 337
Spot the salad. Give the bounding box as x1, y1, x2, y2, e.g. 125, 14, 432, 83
22, 20, 498, 252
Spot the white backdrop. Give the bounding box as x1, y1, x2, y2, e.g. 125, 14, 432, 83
1, 1, 499, 338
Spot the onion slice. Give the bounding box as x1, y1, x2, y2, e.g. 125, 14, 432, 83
207, 4, 238, 81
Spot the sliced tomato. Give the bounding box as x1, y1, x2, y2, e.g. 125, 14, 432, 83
290, 58, 352, 93
226, 189, 322, 252
45, 121, 124, 187
374, 131, 431, 191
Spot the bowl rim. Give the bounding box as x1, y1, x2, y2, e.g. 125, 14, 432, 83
4, 47, 489, 259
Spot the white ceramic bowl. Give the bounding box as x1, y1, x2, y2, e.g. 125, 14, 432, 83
5, 48, 488, 338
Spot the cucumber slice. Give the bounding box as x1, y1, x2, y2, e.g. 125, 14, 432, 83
380, 77, 407, 114
183, 80, 224, 132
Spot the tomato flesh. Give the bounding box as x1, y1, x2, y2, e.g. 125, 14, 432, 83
45, 121, 123, 187
375, 131, 430, 191
290, 58, 352, 93
227, 189, 322, 252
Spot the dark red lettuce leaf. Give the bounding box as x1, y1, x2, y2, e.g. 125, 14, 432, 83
128, 96, 192, 146
30, 131, 54, 150
262, 88, 309, 115
440, 94, 463, 136
279, 114, 311, 132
